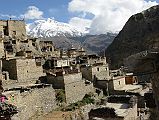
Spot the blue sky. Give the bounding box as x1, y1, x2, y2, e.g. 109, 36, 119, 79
0, 0, 158, 34
0, 0, 72, 22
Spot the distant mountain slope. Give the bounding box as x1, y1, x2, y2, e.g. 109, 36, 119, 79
79, 33, 116, 54
38, 33, 116, 54
106, 5, 159, 69
26, 18, 116, 54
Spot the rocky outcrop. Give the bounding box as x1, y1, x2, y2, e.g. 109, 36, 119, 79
106, 5, 159, 69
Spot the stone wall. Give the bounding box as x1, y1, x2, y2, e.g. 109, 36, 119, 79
0, 39, 4, 58
80, 66, 92, 81
113, 76, 126, 90
47, 72, 94, 104
124, 103, 138, 120
2, 58, 45, 83
47, 74, 64, 89
0, 20, 26, 39
4, 86, 57, 120
64, 73, 94, 104
56, 59, 70, 67
81, 64, 110, 82
87, 57, 107, 65
0, 20, 7, 37
2, 59, 17, 80
16, 59, 45, 83
92, 65, 109, 79
96, 77, 126, 95
7, 20, 26, 39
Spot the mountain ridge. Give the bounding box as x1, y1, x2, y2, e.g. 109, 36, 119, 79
105, 5, 159, 69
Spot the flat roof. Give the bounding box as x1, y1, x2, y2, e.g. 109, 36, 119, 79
101, 103, 129, 117
116, 85, 142, 92
3, 91, 17, 95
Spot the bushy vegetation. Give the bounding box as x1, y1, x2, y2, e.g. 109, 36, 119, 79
0, 80, 18, 119
0, 102, 18, 117
63, 93, 95, 111
55, 89, 66, 103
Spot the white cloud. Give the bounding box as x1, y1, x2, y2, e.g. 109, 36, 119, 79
69, 17, 92, 33
21, 6, 43, 20
0, 14, 17, 19
68, 0, 158, 34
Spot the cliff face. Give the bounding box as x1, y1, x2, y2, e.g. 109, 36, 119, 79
106, 5, 159, 69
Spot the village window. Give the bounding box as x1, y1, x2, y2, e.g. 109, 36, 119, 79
3, 26, 8, 36
12, 40, 16, 44
119, 81, 120, 85
13, 31, 16, 35
32, 43, 35, 46
97, 68, 99, 71
0, 31, 2, 38
50, 47, 52, 51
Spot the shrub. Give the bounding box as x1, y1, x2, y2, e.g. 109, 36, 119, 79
55, 89, 66, 103
63, 93, 95, 111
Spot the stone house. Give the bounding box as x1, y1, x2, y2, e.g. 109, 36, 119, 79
77, 54, 107, 65
96, 75, 142, 95
44, 58, 70, 69
77, 47, 86, 56
46, 69, 94, 104
38, 40, 58, 57
80, 63, 110, 82
67, 46, 77, 58
0, 20, 27, 39
87, 55, 107, 65
2, 58, 45, 83
95, 76, 125, 95
60, 50, 68, 58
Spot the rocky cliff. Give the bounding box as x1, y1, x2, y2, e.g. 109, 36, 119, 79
106, 5, 159, 69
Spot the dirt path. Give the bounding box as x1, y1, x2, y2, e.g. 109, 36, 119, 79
38, 111, 73, 120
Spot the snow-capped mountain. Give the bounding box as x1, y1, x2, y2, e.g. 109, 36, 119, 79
26, 18, 86, 37
26, 18, 117, 54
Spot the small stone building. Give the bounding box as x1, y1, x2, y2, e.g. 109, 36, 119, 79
45, 58, 70, 69
67, 46, 77, 58
47, 69, 94, 104
77, 47, 86, 56
2, 58, 45, 83
80, 63, 110, 82
38, 39, 61, 58
0, 20, 27, 39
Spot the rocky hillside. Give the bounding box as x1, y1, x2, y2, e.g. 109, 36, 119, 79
106, 5, 159, 69
38, 33, 116, 54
